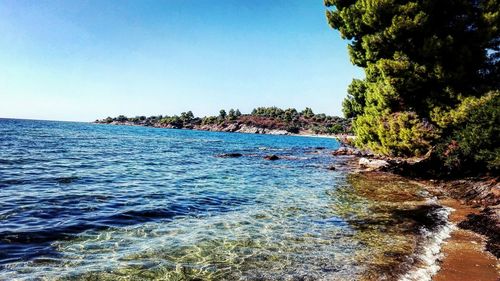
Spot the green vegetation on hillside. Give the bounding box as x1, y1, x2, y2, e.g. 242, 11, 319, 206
96, 107, 352, 135
326, 0, 499, 174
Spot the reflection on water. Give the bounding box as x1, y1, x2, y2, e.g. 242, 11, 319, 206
0, 119, 449, 280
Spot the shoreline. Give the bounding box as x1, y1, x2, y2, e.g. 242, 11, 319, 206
404, 179, 499, 281
433, 198, 499, 281
93, 121, 353, 140
332, 150, 499, 281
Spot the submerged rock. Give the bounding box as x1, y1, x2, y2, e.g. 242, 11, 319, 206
327, 165, 336, 171
264, 155, 280, 161
359, 158, 389, 170
218, 153, 243, 158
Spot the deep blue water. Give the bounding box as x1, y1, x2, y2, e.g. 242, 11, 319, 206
0, 118, 437, 280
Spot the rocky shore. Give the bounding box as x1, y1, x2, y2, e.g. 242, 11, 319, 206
195, 123, 291, 135
96, 120, 353, 139
94, 108, 354, 137
331, 145, 499, 256
430, 179, 499, 258
328, 144, 499, 280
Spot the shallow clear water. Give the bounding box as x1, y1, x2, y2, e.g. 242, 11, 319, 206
0, 119, 446, 280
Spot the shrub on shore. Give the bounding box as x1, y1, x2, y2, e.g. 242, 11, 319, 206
434, 91, 499, 174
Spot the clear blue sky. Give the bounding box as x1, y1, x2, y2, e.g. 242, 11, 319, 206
0, 0, 363, 121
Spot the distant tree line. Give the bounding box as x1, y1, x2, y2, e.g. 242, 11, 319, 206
97, 107, 351, 135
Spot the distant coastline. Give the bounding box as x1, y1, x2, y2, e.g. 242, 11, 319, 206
94, 107, 354, 140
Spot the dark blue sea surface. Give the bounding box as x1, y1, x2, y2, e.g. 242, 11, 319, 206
0, 119, 444, 280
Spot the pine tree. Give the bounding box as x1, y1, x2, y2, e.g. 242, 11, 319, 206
326, 0, 499, 157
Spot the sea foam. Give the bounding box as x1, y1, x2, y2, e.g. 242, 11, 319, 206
400, 202, 455, 281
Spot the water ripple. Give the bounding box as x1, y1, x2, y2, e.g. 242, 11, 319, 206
0, 119, 440, 280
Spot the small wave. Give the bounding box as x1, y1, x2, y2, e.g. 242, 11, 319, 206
258, 147, 286, 151
399, 205, 454, 281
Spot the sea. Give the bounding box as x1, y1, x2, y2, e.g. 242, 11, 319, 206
0, 118, 452, 280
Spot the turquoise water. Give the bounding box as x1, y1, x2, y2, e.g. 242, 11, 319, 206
0, 119, 445, 280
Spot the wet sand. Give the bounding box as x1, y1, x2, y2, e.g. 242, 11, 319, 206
433, 199, 499, 281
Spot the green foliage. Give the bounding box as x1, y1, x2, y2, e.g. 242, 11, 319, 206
228, 109, 236, 120
180, 111, 194, 123
354, 111, 438, 156
327, 0, 500, 165
301, 107, 315, 118
116, 115, 128, 122
218, 109, 227, 120
328, 123, 344, 134
159, 115, 183, 128
431, 92, 499, 129
283, 108, 299, 122
285, 124, 300, 134
313, 113, 327, 122
252, 107, 285, 118
201, 116, 218, 125
434, 91, 500, 172
251, 107, 303, 121
342, 79, 366, 118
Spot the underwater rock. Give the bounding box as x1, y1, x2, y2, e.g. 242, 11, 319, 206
218, 153, 243, 158
264, 155, 280, 161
